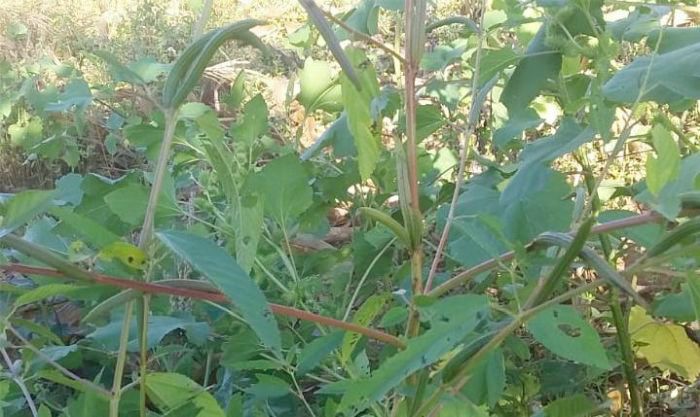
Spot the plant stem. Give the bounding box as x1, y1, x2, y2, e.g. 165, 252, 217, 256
1, 347, 39, 417
5, 325, 112, 399
425, 0, 486, 292
139, 109, 178, 248
323, 10, 406, 65
609, 290, 644, 417
110, 301, 134, 417
0, 263, 405, 349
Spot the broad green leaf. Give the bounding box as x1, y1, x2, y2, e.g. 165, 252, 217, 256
518, 119, 595, 167
298, 0, 361, 89
629, 306, 700, 380
297, 331, 344, 376
49, 206, 120, 248
15, 284, 81, 308
103, 183, 149, 225
325, 295, 488, 416
337, 0, 380, 39
341, 293, 391, 362
298, 59, 342, 113
87, 314, 210, 352
501, 26, 562, 115
229, 94, 269, 145
415, 104, 446, 142
636, 153, 700, 219
687, 274, 700, 322
479, 48, 518, 86
146, 372, 225, 417
462, 349, 505, 407
236, 194, 264, 273
245, 374, 290, 400
652, 286, 696, 322
55, 173, 84, 206
647, 27, 700, 54
156, 230, 281, 354
500, 165, 574, 243
527, 305, 610, 369
0, 190, 55, 238
340, 46, 381, 180
63, 388, 109, 416
533, 394, 599, 417
438, 396, 489, 417
603, 43, 700, 104
37, 369, 109, 399
494, 108, 541, 148
645, 124, 680, 196
244, 154, 312, 224
44, 78, 92, 112
420, 39, 467, 71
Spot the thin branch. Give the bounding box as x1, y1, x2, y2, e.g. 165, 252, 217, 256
323, 10, 406, 65
425, 0, 487, 293
5, 326, 112, 399
1, 347, 39, 417
0, 263, 404, 349
428, 209, 681, 297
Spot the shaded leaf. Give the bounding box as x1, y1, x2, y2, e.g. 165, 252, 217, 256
645, 124, 680, 196
0, 190, 55, 238
156, 230, 281, 354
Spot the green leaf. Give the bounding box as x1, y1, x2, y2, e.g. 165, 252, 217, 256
438, 397, 489, 417
534, 394, 599, 417
518, 119, 595, 167
298, 59, 343, 113
49, 206, 120, 248
645, 124, 680, 196
629, 305, 700, 380
420, 39, 467, 71
527, 305, 610, 369
298, 0, 361, 90
341, 293, 391, 362
162, 20, 265, 109
146, 372, 225, 417
501, 26, 562, 115
479, 48, 518, 86
229, 94, 269, 145
340, 46, 381, 180
0, 190, 55, 238
687, 274, 700, 322
603, 43, 700, 104
156, 230, 281, 354
635, 153, 700, 219
297, 331, 344, 376
326, 295, 488, 416
14, 284, 81, 308
415, 104, 446, 142
103, 183, 149, 225
244, 154, 313, 224
87, 315, 210, 352
647, 27, 700, 54
462, 349, 505, 407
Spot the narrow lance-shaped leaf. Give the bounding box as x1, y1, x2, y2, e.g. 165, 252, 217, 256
162, 19, 265, 109
340, 47, 381, 180
156, 230, 281, 355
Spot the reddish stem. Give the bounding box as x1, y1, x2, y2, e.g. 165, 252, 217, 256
1, 263, 405, 349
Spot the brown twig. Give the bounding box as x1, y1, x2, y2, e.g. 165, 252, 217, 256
0, 264, 405, 349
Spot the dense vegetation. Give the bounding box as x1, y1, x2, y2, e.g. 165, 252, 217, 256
1, 0, 700, 416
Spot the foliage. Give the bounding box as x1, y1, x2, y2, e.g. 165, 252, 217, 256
1, 0, 700, 417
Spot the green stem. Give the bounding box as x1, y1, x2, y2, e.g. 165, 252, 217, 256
139, 109, 178, 248
109, 301, 134, 417
610, 291, 644, 417
138, 295, 150, 417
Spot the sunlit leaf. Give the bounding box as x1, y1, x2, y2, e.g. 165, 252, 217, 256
629, 306, 700, 380
527, 305, 610, 369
